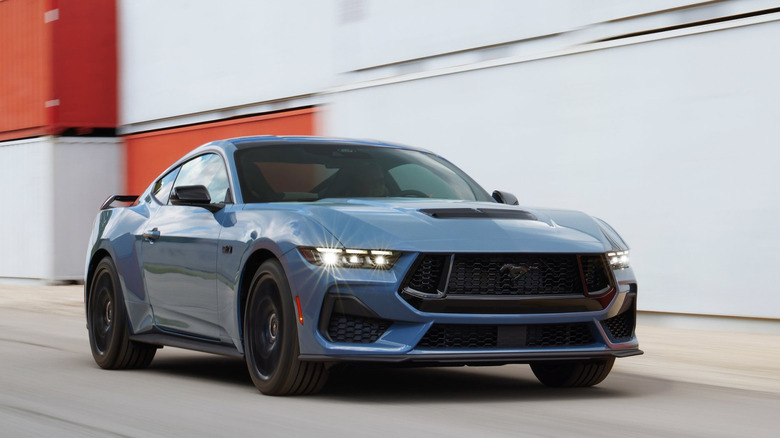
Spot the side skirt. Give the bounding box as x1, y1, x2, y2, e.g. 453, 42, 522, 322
130, 332, 243, 359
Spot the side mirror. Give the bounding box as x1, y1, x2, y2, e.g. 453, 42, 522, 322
170, 185, 211, 205
492, 190, 519, 205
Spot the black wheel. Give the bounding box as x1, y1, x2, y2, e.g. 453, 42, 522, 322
530, 358, 615, 387
87, 257, 156, 369
243, 260, 328, 395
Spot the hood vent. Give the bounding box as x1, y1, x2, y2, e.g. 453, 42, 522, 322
419, 208, 536, 220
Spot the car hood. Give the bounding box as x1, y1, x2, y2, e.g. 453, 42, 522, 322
284, 199, 615, 253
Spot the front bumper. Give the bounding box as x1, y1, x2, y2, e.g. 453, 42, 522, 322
285, 250, 641, 363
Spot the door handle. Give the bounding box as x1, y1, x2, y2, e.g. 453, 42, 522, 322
143, 228, 160, 242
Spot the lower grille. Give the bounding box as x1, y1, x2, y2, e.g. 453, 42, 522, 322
416, 325, 498, 349
327, 313, 391, 343
526, 323, 595, 347
417, 323, 595, 349
602, 308, 636, 341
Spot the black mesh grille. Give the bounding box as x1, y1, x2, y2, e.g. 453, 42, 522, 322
581, 255, 611, 293
526, 323, 595, 347
416, 325, 498, 349
417, 323, 594, 349
406, 255, 447, 294
327, 314, 391, 343
602, 308, 636, 341
445, 254, 582, 296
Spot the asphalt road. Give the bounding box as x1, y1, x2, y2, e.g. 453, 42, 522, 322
1, 285, 778, 438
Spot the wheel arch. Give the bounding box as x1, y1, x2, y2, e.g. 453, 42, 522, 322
85, 248, 113, 310
238, 248, 280, 341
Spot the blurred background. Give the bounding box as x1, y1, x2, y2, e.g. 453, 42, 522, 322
1, 0, 778, 323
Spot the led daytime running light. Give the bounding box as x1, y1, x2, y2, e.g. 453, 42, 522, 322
606, 250, 630, 270
299, 247, 399, 269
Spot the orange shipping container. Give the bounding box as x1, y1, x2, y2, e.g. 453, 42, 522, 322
124, 108, 318, 195
0, 0, 117, 141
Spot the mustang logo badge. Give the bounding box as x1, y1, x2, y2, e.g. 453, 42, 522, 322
500, 264, 538, 282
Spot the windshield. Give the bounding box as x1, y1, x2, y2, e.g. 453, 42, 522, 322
235, 143, 493, 203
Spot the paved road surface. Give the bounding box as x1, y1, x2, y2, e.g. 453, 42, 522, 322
1, 285, 778, 437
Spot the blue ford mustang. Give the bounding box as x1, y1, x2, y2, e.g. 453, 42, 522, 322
85, 136, 641, 395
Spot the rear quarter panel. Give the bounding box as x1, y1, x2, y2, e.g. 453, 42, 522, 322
85, 200, 155, 334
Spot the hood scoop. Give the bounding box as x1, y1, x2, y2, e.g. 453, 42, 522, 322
419, 208, 537, 220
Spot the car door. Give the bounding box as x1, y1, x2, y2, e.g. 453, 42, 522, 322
141, 153, 232, 339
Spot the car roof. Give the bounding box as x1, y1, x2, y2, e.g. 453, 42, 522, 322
199, 135, 433, 154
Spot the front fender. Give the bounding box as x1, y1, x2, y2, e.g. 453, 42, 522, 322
216, 206, 342, 350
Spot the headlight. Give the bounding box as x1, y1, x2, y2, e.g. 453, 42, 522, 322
606, 250, 629, 270
298, 247, 400, 269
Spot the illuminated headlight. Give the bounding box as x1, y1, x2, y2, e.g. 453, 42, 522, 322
606, 250, 630, 270
298, 247, 399, 269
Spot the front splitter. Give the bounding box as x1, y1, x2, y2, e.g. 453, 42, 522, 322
300, 348, 643, 364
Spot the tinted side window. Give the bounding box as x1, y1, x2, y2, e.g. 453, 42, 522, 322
152, 168, 180, 205
172, 154, 231, 205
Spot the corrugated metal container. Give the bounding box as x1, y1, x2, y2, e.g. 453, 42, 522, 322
0, 0, 50, 140
124, 108, 317, 194
0, 137, 54, 280
0, 0, 117, 142
0, 136, 122, 282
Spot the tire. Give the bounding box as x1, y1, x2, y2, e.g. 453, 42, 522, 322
87, 257, 156, 369
530, 358, 615, 387
243, 260, 328, 396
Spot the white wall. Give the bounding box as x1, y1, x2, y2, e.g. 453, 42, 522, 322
0, 138, 55, 279
335, 0, 711, 71
118, 0, 734, 128
118, 0, 780, 131
0, 137, 121, 282
119, 0, 338, 127
52, 138, 123, 280
325, 18, 780, 319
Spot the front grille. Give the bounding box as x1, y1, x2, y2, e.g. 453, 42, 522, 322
406, 255, 447, 294
581, 255, 611, 293
327, 313, 391, 343
602, 308, 636, 341
445, 254, 582, 296
417, 323, 595, 349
